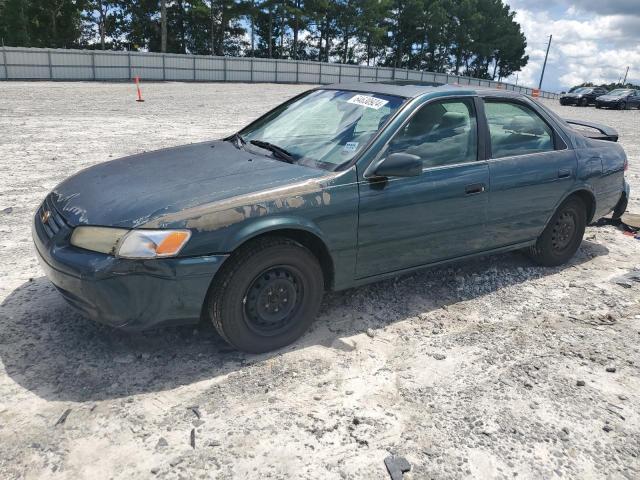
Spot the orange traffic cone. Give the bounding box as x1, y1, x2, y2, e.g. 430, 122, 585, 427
135, 76, 145, 102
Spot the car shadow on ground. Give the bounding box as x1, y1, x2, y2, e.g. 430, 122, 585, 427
0, 240, 608, 403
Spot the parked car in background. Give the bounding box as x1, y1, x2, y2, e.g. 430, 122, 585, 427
559, 87, 608, 106
33, 82, 630, 353
595, 89, 640, 109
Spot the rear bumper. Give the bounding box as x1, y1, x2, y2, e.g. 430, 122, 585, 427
32, 209, 227, 331
613, 180, 630, 218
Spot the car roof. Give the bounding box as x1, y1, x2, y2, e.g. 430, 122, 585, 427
321, 80, 524, 100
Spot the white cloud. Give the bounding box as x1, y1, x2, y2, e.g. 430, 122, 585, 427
503, 3, 640, 91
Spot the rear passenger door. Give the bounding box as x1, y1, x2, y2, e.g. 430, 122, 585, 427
482, 98, 576, 247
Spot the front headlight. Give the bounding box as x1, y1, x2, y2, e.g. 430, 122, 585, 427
117, 229, 191, 259
70, 227, 191, 259
70, 226, 128, 255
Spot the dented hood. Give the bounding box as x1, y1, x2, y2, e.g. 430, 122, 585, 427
51, 140, 326, 228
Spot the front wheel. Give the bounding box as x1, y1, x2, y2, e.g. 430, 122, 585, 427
528, 197, 586, 267
205, 237, 324, 353
580, 98, 588, 107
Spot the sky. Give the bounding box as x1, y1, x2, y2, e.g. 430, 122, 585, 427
503, 0, 639, 92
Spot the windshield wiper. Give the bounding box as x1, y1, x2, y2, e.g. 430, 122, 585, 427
226, 132, 246, 148
249, 140, 296, 164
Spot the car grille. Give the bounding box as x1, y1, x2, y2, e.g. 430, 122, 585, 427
38, 195, 69, 239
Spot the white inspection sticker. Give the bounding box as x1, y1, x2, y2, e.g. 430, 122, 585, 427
347, 94, 389, 110
342, 141, 359, 153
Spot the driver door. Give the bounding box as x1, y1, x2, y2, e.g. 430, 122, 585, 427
356, 97, 491, 278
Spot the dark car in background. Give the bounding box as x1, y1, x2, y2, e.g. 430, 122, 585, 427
33, 82, 630, 353
595, 89, 640, 109
559, 87, 608, 106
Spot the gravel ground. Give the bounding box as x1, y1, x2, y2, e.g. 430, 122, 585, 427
1, 82, 639, 480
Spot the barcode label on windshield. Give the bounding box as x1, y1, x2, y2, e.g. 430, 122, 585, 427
347, 94, 389, 110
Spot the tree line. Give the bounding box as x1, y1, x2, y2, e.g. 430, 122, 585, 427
0, 0, 529, 80
571, 82, 639, 92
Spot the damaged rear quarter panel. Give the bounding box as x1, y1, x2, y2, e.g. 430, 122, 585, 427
143, 168, 360, 290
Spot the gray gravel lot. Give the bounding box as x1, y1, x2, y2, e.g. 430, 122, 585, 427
0, 82, 639, 480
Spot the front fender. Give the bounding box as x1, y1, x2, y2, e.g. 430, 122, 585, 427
220, 215, 330, 252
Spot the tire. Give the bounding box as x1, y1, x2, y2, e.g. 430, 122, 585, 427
595, 104, 602, 109
528, 196, 587, 267
205, 236, 324, 353
580, 98, 588, 107
619, 102, 627, 110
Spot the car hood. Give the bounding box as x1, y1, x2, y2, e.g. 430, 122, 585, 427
50, 140, 327, 228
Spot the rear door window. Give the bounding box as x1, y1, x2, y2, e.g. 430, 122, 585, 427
484, 101, 555, 159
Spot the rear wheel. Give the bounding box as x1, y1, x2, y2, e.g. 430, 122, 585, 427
528, 197, 586, 267
205, 236, 324, 353
619, 101, 627, 110
580, 98, 588, 107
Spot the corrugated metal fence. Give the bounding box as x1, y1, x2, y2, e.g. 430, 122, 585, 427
0, 46, 558, 99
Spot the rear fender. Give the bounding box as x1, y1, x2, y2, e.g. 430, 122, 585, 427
540, 185, 597, 232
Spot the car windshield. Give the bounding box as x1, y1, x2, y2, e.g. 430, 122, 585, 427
239, 89, 405, 170
573, 88, 592, 93
608, 89, 632, 97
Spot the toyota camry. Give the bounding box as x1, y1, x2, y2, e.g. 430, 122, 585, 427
33, 82, 630, 353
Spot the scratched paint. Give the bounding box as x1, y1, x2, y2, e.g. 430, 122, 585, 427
142, 173, 340, 231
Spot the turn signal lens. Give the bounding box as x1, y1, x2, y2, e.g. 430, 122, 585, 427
156, 231, 191, 255
116, 229, 191, 259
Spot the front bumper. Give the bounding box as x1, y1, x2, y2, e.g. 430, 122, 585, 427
32, 199, 227, 331
595, 100, 621, 108
560, 97, 581, 105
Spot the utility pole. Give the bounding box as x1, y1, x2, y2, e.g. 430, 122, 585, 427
538, 34, 552, 90
622, 66, 629, 85
161, 0, 167, 53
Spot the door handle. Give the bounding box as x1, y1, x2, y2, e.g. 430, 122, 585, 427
558, 169, 572, 179
465, 183, 486, 195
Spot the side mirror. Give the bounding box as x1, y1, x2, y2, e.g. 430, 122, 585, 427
365, 152, 422, 179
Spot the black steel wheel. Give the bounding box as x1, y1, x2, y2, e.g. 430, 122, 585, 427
244, 266, 303, 337
550, 210, 577, 253
528, 196, 586, 267
205, 236, 324, 353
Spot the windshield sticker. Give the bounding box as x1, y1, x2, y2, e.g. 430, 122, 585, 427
342, 142, 359, 154
347, 94, 389, 110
